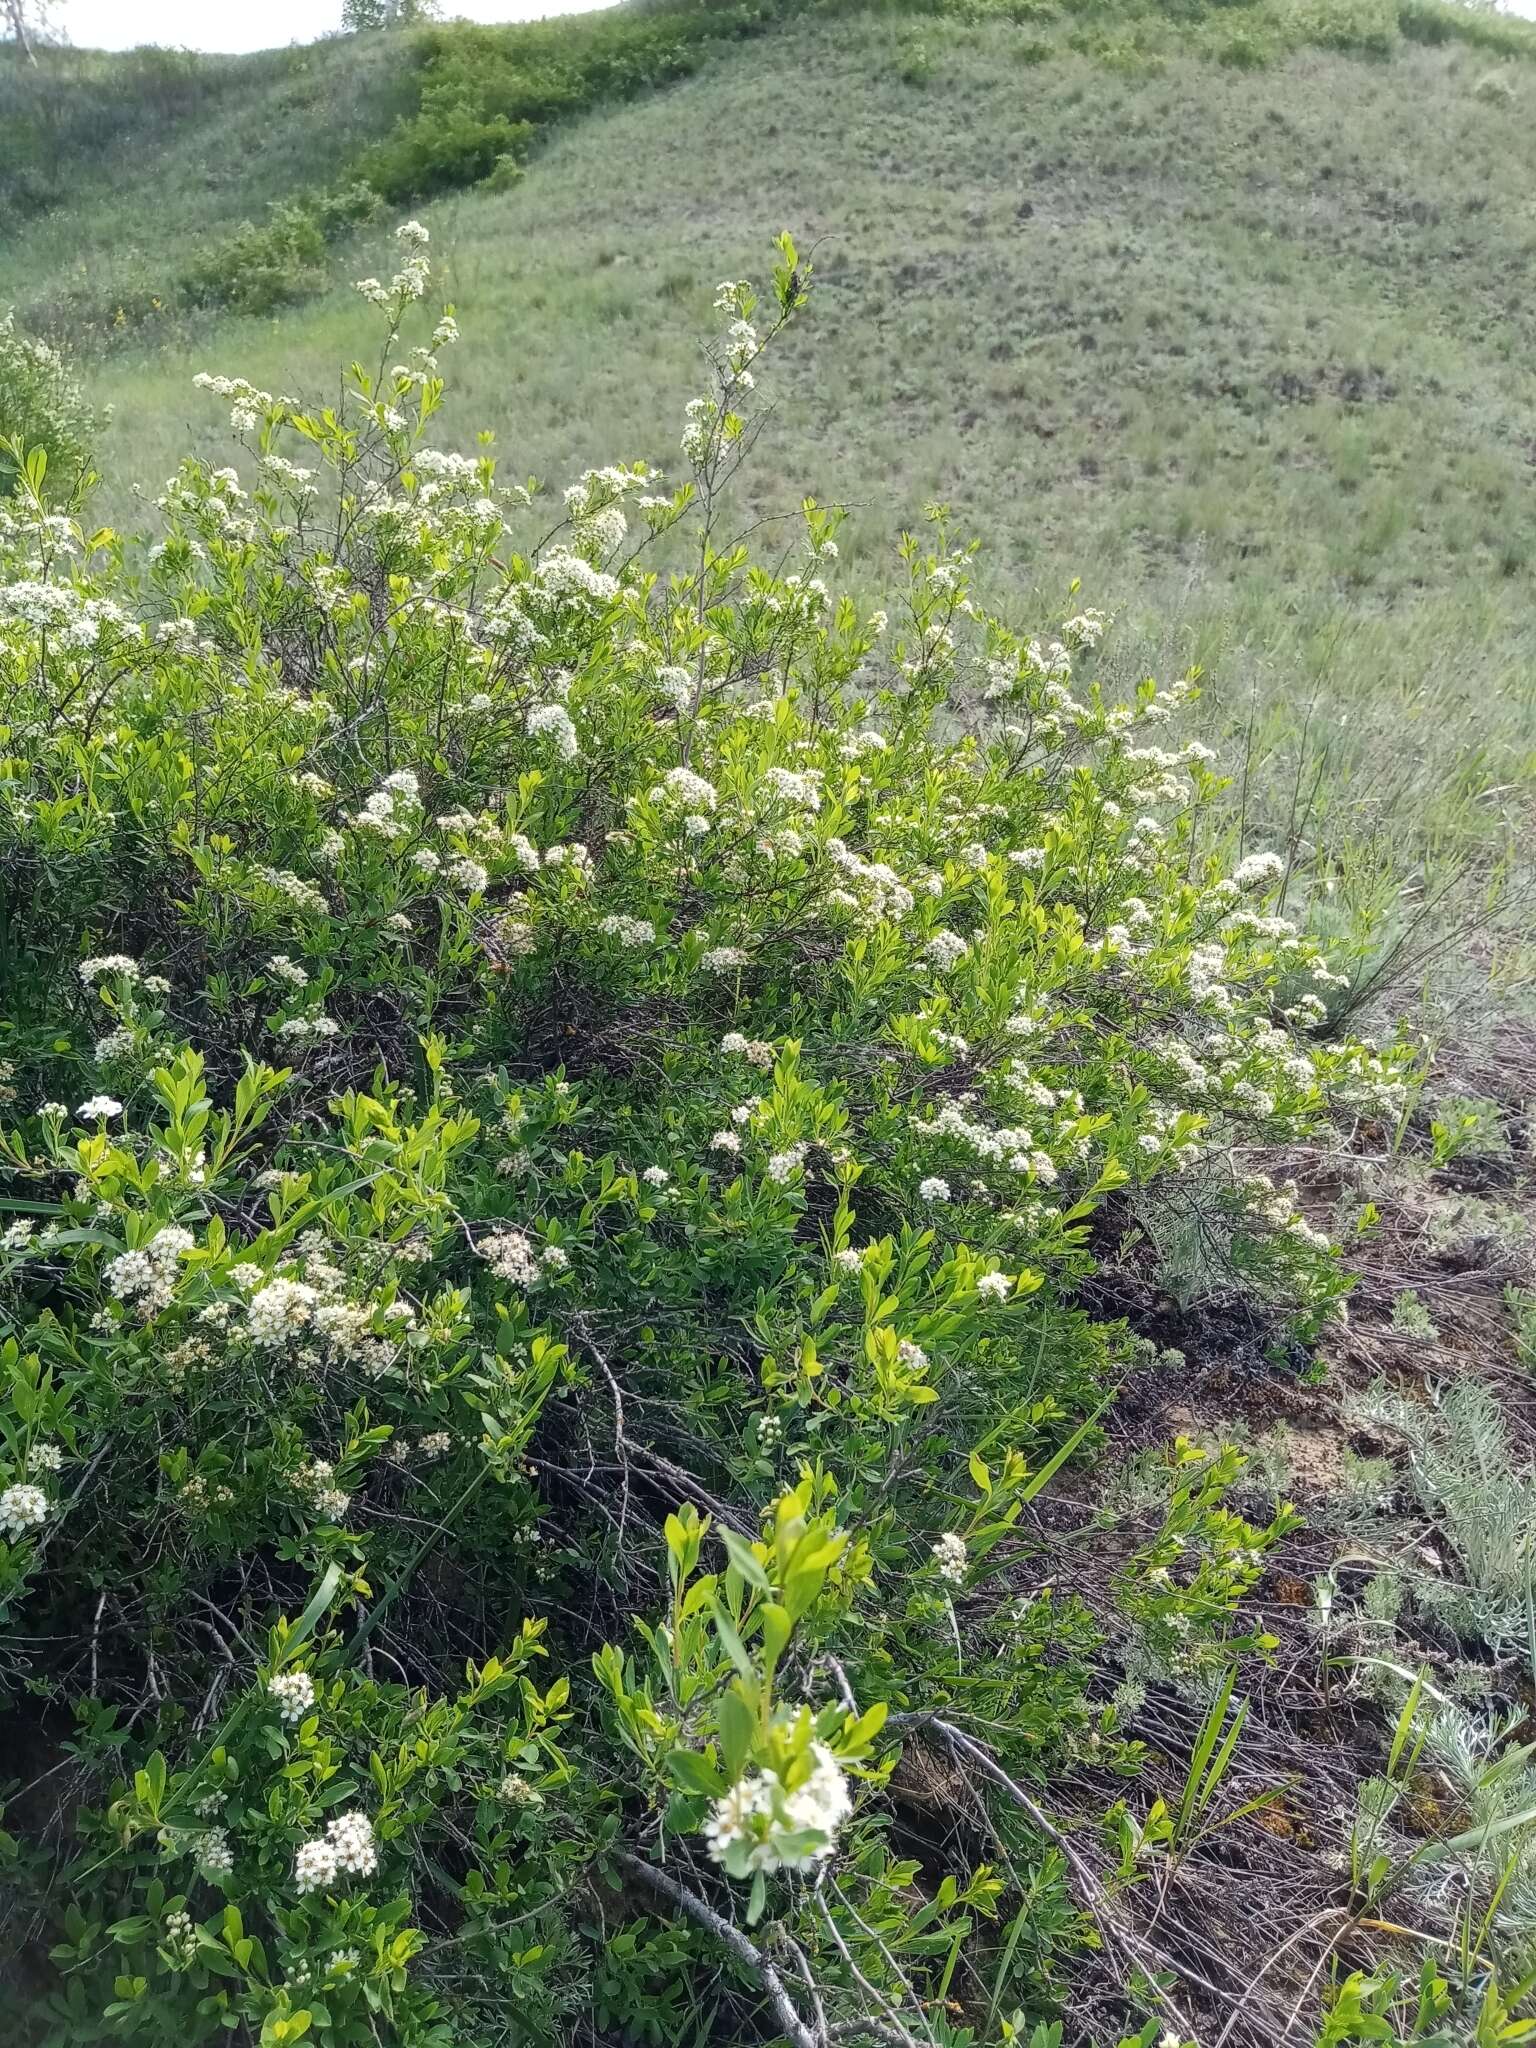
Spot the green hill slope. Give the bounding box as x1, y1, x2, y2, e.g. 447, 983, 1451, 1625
7, 0, 1536, 895
0, 35, 415, 333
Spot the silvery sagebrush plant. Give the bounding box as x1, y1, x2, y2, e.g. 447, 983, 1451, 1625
0, 221, 1411, 2045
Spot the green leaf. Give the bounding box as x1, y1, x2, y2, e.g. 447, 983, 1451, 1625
707, 1597, 756, 1684
758, 1603, 792, 1665
718, 1527, 770, 1594
718, 1688, 755, 1780
279, 1563, 343, 1663
664, 1749, 725, 1797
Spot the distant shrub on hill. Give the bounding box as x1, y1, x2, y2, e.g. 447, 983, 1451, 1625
185, 182, 383, 315
361, 4, 773, 201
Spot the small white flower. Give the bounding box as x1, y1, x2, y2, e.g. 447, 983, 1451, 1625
703, 1738, 852, 1876
0, 1482, 49, 1542
293, 1837, 339, 1895
766, 1144, 808, 1185
247, 1277, 318, 1346
293, 1810, 377, 1895
976, 1272, 1011, 1303
701, 945, 751, 973
924, 929, 970, 970
196, 1828, 234, 1878
918, 1176, 950, 1203
77, 1095, 123, 1120
642, 1165, 671, 1187
268, 1670, 317, 1724
479, 1229, 539, 1285
497, 1772, 544, 1808
326, 1810, 378, 1875
78, 954, 140, 985
526, 703, 580, 760
1232, 851, 1284, 890
932, 1531, 967, 1584
448, 857, 489, 895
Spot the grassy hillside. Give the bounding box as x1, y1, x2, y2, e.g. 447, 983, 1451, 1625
13, 5, 1524, 956
0, 36, 415, 336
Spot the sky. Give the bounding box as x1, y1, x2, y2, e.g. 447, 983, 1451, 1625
56, 0, 615, 56
48, 0, 1536, 51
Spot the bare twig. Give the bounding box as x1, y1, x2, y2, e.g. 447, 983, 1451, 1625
613, 1849, 823, 2048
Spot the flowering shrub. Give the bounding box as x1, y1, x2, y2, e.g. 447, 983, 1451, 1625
0, 311, 99, 499
0, 223, 1409, 2043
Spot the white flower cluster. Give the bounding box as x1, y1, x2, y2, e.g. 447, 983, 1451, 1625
824, 837, 915, 923
447, 856, 489, 895
703, 1741, 852, 1875
247, 1276, 319, 1346
0, 1482, 49, 1542
478, 1228, 539, 1285
268, 1670, 317, 1724
923, 929, 971, 971
105, 1226, 195, 1316
293, 1810, 378, 1894
276, 1012, 341, 1042
766, 1143, 808, 1185
255, 866, 328, 916
1231, 850, 1285, 891
162, 1906, 197, 1965
497, 1771, 544, 1807
79, 953, 140, 985
597, 914, 654, 947
0, 581, 141, 650
916, 1098, 1063, 1184
196, 1828, 234, 1878
527, 703, 580, 760
355, 219, 431, 311
932, 1531, 968, 1583
193, 371, 285, 435
534, 548, 619, 607
649, 765, 718, 815
759, 766, 822, 812
352, 768, 421, 843
294, 1457, 352, 1523
1061, 609, 1108, 650
720, 1032, 775, 1069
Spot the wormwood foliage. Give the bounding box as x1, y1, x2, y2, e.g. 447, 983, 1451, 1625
0, 228, 1408, 2044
